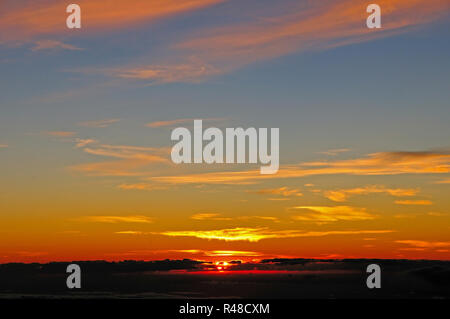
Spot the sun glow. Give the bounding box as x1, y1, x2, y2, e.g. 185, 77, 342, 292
215, 261, 229, 271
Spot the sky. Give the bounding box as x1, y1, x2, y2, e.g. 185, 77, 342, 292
0, 0, 450, 263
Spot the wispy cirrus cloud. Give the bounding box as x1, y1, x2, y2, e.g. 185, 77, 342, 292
82, 144, 168, 161
191, 213, 232, 221
157, 227, 393, 242
111, 60, 221, 84
190, 213, 279, 222
74, 138, 97, 148
324, 185, 419, 202
31, 40, 83, 52
44, 131, 77, 137
290, 206, 375, 223
396, 240, 450, 249
0, 0, 224, 42
115, 231, 146, 235
106, 0, 450, 83
253, 187, 303, 197
150, 150, 450, 185
71, 143, 170, 176
117, 183, 167, 191
79, 215, 153, 224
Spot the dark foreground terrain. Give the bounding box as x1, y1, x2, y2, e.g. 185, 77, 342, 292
0, 259, 449, 299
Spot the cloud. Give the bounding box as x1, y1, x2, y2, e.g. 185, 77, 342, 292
395, 200, 433, 206
290, 206, 375, 223
191, 213, 232, 221
150, 150, 450, 185
253, 187, 303, 197
168, 249, 263, 257
190, 213, 279, 222
112, 248, 264, 258
324, 185, 419, 202
106, 0, 449, 83
31, 40, 83, 51
78, 119, 120, 128
0, 0, 223, 42
115, 231, 146, 235
147, 118, 196, 128
396, 240, 450, 249
75, 138, 97, 148
0, 144, 8, 148
203, 250, 263, 257
79, 215, 153, 223
44, 131, 77, 137
238, 216, 279, 222
82, 144, 168, 161
110, 60, 221, 84
118, 183, 167, 191
157, 227, 393, 242
71, 143, 170, 176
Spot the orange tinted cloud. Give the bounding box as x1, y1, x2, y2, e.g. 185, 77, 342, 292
82, 144, 168, 161
112, 61, 221, 84
0, 0, 223, 42
324, 185, 419, 202
254, 187, 303, 197
71, 143, 169, 176
78, 215, 153, 223
190, 213, 232, 221
158, 227, 393, 242
179, 0, 448, 62
115, 231, 145, 234
396, 240, 450, 249
117, 183, 167, 191
166, 249, 263, 257
290, 206, 375, 223
190, 213, 279, 222
113, 0, 449, 83
151, 150, 450, 184
203, 250, 262, 257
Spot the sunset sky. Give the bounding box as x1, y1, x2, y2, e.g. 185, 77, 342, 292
1, 0, 450, 263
